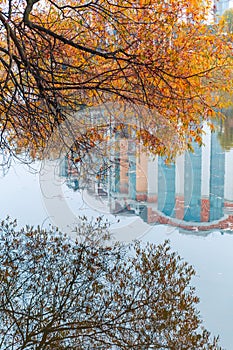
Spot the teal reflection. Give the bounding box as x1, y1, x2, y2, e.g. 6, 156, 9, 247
60, 120, 233, 230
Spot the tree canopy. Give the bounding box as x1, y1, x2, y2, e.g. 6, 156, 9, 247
0, 0, 232, 161
0, 217, 221, 349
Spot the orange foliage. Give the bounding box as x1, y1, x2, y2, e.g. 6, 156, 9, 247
0, 0, 232, 160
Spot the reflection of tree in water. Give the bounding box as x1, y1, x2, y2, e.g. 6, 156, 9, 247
0, 218, 222, 350
218, 108, 233, 151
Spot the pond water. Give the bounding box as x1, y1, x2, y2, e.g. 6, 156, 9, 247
1, 119, 233, 349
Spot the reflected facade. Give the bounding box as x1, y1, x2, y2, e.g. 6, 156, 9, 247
60, 124, 233, 231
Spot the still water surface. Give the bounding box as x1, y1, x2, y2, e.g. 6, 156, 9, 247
1, 120, 233, 349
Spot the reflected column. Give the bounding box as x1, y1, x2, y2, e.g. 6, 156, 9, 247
59, 155, 68, 177
113, 133, 120, 194
184, 142, 202, 222
158, 157, 175, 216
128, 140, 136, 200
209, 131, 225, 221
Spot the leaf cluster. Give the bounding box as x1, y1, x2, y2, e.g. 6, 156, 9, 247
0, 0, 232, 162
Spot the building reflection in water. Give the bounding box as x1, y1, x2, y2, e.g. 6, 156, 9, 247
60, 124, 233, 231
